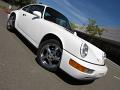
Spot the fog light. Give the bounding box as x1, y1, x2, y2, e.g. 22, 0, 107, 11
69, 59, 94, 74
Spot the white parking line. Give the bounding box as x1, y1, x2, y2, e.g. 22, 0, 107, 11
113, 76, 120, 80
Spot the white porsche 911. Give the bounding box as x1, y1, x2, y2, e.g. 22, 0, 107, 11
7, 4, 108, 80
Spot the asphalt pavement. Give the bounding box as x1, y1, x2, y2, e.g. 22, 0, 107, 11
0, 11, 120, 90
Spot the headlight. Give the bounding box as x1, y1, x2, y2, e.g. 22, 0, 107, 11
80, 43, 88, 58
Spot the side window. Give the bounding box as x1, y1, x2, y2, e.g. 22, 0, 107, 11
44, 8, 56, 23
22, 6, 30, 12
29, 5, 44, 15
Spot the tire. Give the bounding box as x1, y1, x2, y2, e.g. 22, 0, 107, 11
7, 14, 16, 32
37, 39, 63, 72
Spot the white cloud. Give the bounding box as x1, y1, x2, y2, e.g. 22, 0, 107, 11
50, 0, 88, 24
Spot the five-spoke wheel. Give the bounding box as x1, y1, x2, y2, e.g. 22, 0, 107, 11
37, 39, 62, 72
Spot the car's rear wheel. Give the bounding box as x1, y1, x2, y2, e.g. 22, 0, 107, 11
37, 39, 62, 72
7, 14, 16, 31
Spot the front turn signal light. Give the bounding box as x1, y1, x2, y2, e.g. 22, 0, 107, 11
69, 59, 94, 74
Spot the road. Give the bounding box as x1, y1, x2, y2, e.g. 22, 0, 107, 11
0, 11, 120, 90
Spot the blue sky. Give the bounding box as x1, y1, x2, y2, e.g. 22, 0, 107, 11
38, 0, 120, 27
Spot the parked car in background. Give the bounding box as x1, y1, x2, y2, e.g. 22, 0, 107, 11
7, 4, 108, 80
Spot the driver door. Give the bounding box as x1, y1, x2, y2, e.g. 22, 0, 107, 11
17, 5, 45, 44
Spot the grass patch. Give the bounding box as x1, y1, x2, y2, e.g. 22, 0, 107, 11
0, 5, 7, 9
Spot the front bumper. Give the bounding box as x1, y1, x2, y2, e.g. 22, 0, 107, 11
60, 50, 108, 80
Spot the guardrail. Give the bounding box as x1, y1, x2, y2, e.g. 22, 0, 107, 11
76, 30, 120, 65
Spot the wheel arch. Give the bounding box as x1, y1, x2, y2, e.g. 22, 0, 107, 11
9, 11, 16, 19
40, 33, 63, 49
10, 12, 16, 16
9, 11, 19, 25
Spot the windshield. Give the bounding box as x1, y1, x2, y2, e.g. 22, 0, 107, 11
44, 7, 71, 30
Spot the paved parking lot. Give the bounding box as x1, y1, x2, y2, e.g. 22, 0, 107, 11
0, 12, 120, 90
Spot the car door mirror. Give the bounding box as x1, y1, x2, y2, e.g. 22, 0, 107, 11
33, 11, 42, 18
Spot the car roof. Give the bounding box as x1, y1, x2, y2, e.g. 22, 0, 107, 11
27, 3, 49, 8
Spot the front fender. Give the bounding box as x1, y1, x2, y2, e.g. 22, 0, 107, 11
50, 28, 105, 66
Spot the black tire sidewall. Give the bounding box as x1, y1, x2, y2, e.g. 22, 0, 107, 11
7, 14, 16, 31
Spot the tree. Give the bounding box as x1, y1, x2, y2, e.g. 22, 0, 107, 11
11, 0, 36, 7
86, 18, 104, 37
70, 22, 78, 30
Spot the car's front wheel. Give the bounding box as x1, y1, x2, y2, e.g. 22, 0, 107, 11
37, 39, 63, 72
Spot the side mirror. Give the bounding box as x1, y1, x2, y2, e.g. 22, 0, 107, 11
33, 11, 42, 18
74, 32, 77, 36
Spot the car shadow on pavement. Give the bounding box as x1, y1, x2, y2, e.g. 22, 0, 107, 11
12, 29, 37, 55
35, 57, 94, 85
11, 29, 94, 85
55, 69, 94, 85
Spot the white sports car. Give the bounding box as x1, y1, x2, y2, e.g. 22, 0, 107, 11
7, 4, 108, 80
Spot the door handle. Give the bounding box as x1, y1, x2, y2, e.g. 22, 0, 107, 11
23, 14, 26, 16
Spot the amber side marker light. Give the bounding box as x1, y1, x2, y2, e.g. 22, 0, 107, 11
69, 59, 86, 72
69, 59, 94, 74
